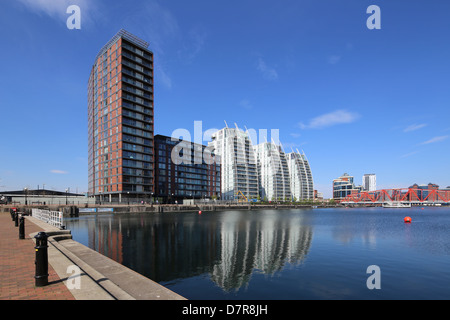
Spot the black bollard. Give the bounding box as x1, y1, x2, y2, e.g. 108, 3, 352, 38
19, 216, 25, 240
14, 212, 19, 227
34, 232, 49, 287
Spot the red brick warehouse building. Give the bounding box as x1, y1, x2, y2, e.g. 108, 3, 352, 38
88, 30, 154, 204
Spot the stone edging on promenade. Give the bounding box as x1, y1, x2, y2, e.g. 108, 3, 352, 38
25, 215, 186, 300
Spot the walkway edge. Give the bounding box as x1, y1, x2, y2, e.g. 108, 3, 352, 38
25, 216, 185, 300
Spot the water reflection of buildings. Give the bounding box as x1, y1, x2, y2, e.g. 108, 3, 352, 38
211, 213, 313, 291
77, 211, 313, 292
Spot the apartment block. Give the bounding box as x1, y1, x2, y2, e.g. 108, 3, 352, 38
254, 142, 291, 201
154, 135, 221, 203
208, 127, 259, 201
363, 174, 377, 192
287, 151, 314, 200
88, 30, 154, 203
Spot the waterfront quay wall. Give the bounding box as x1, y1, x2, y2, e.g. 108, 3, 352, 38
2, 203, 337, 216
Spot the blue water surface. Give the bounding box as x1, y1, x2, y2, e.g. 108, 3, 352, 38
64, 206, 450, 300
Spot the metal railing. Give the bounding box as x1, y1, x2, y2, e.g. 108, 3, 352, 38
32, 209, 64, 229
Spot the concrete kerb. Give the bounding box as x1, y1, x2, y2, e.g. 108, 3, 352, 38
25, 216, 185, 300
26, 216, 123, 300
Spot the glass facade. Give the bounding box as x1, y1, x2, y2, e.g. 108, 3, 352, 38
333, 173, 361, 200
154, 135, 221, 203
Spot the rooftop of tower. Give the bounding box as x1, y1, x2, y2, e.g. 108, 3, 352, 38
94, 29, 151, 63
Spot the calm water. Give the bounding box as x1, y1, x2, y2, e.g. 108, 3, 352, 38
64, 207, 450, 300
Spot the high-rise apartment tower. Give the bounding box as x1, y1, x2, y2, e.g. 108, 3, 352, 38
88, 30, 154, 203
254, 142, 291, 201
208, 126, 259, 201
287, 150, 314, 201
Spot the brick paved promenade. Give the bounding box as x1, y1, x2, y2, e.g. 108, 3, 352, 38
0, 211, 75, 300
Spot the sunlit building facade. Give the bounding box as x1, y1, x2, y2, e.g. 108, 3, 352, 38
363, 174, 377, 192
254, 142, 291, 201
88, 30, 154, 203
287, 151, 314, 200
333, 173, 363, 200
208, 127, 259, 201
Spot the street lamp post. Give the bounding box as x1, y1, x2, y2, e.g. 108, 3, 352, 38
24, 188, 28, 206
65, 188, 68, 205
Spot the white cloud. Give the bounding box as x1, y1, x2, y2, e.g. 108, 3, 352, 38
17, 0, 90, 19
290, 133, 301, 138
156, 66, 172, 89
256, 58, 278, 80
239, 99, 253, 110
400, 151, 419, 158
126, 1, 180, 57
328, 55, 341, 64
404, 123, 427, 132
299, 110, 360, 129
50, 170, 68, 174
419, 135, 449, 145
179, 26, 208, 63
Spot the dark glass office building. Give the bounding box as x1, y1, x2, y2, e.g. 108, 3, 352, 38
154, 135, 221, 203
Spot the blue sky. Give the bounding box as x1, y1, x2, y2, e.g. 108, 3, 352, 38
1, 0, 450, 198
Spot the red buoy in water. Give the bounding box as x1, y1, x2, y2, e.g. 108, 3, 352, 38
404, 216, 412, 223
199, 211, 202, 215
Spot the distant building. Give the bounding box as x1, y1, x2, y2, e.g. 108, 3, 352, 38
408, 183, 440, 202
0, 189, 93, 206
314, 190, 323, 201
363, 174, 376, 191
154, 135, 221, 203
333, 173, 361, 200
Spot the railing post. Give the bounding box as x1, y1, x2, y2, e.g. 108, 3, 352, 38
19, 216, 25, 240
34, 232, 49, 287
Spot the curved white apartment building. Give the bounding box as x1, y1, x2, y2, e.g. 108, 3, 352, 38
209, 127, 259, 200
254, 142, 291, 201
209, 126, 314, 202
287, 151, 314, 200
